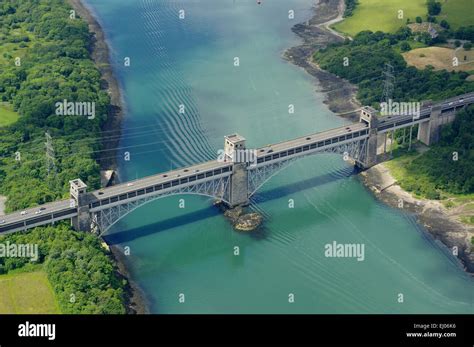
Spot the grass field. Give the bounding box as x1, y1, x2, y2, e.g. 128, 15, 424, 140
0, 102, 19, 127
437, 0, 473, 29
333, 0, 426, 36
0, 269, 60, 314
402, 47, 474, 72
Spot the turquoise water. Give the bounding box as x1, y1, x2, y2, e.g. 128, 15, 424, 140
85, 0, 474, 313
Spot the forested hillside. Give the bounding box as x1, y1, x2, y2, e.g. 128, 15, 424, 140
392, 106, 474, 199
314, 21, 474, 199
313, 29, 474, 108
0, 0, 108, 211
0, 1, 127, 314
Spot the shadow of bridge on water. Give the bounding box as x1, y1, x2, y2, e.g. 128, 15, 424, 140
104, 166, 360, 245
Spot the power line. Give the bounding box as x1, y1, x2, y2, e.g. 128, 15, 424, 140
45, 131, 56, 175
381, 63, 395, 104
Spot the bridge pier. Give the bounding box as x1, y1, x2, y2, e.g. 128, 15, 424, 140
417, 104, 443, 146
70, 179, 92, 232
229, 162, 249, 207
358, 106, 378, 169
224, 134, 250, 207
417, 103, 458, 146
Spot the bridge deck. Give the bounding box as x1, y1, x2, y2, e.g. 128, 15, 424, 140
1, 92, 473, 233
0, 200, 75, 234
257, 122, 368, 156
92, 160, 232, 200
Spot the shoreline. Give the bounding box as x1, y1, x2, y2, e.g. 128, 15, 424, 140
284, 0, 360, 121
63, 0, 473, 317
287, 0, 474, 274
360, 162, 474, 274
109, 245, 150, 314
68, 0, 148, 312
68, 0, 123, 175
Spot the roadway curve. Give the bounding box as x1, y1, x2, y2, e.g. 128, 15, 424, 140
317, 0, 351, 41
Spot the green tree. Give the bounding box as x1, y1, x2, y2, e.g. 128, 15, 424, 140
400, 41, 411, 52
427, 0, 442, 16
440, 20, 450, 29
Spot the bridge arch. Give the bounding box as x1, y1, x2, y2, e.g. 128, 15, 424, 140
247, 139, 367, 198
93, 191, 231, 235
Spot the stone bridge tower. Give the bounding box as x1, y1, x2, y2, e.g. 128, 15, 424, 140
359, 106, 378, 168
70, 179, 92, 232
224, 134, 250, 207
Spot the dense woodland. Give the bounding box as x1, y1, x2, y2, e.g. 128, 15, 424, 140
395, 106, 474, 198
313, 24, 474, 197
335, 1, 474, 197
0, 0, 107, 212
0, 1, 126, 313
314, 28, 474, 108
0, 224, 126, 313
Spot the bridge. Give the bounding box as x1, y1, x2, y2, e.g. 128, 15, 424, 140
1, 92, 473, 235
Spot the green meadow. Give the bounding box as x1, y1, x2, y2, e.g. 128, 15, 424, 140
438, 0, 473, 29
0, 269, 60, 314
334, 0, 427, 36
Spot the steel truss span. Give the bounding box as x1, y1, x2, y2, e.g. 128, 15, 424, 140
248, 138, 367, 197
92, 175, 231, 233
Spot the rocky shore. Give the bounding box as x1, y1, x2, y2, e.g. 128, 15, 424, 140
109, 245, 150, 314
68, 0, 148, 312
287, 0, 473, 274
284, 0, 360, 120
68, 0, 123, 174
360, 162, 474, 273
